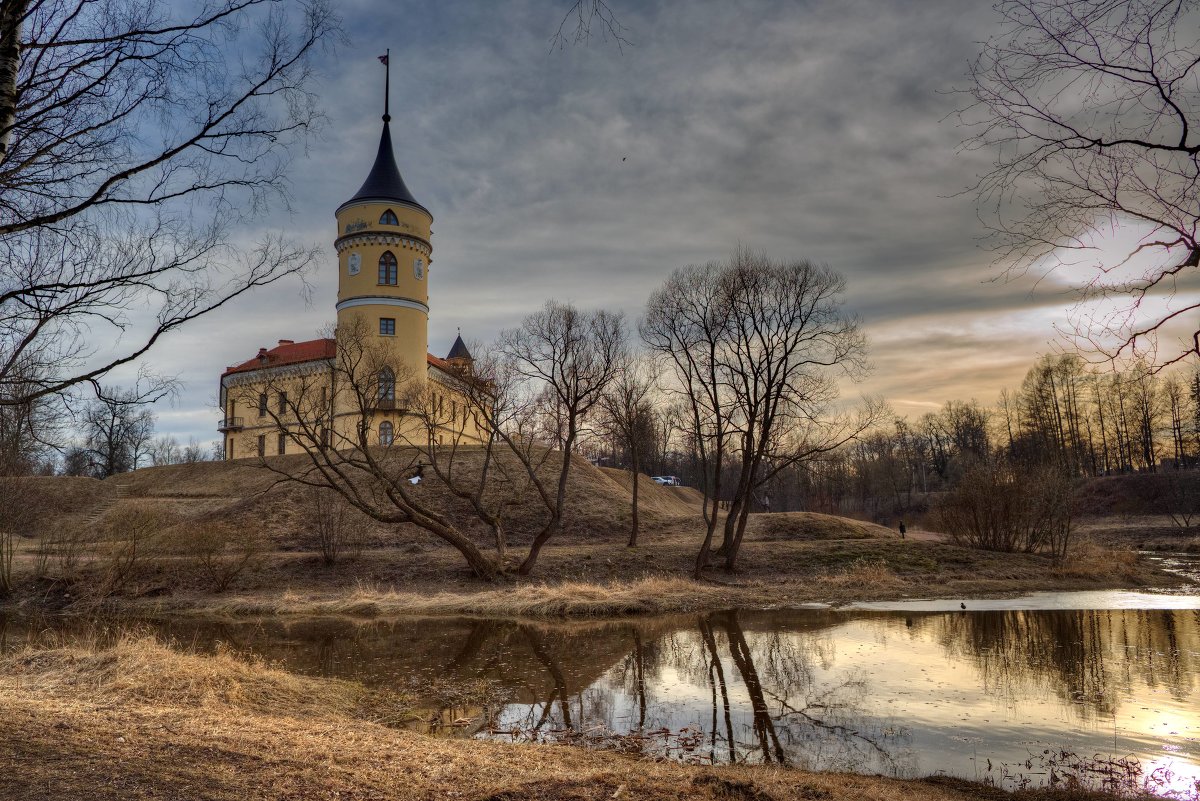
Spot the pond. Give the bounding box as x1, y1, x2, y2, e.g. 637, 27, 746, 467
5, 593, 1200, 795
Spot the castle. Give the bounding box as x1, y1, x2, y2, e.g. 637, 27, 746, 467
217, 69, 484, 459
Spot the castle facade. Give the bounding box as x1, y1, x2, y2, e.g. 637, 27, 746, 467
217, 90, 484, 459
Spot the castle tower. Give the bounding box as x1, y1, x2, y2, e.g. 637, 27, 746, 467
334, 54, 432, 389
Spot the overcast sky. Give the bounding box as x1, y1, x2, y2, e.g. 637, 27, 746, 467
137, 0, 1136, 445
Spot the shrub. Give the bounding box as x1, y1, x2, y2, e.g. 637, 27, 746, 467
97, 504, 175, 596
1150, 470, 1200, 529
41, 526, 96, 581
931, 459, 1073, 559
0, 480, 37, 597
306, 489, 361, 565
182, 521, 266, 592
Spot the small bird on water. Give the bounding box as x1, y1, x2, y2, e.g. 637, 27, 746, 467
960, 602, 966, 610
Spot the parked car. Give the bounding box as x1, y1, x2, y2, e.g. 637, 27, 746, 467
652, 475, 681, 486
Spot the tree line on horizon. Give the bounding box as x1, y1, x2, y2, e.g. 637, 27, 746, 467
775, 354, 1200, 526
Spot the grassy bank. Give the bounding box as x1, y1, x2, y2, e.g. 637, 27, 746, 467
2, 460, 1193, 621
0, 635, 1133, 801
8, 533, 1181, 620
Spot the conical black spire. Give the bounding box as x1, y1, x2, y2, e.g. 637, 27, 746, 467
340, 120, 428, 215
447, 334, 472, 362
339, 51, 428, 216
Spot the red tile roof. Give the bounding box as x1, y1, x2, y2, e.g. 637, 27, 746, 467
223, 339, 336, 376
222, 338, 453, 377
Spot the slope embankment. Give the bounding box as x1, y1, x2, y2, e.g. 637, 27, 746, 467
1, 452, 1187, 618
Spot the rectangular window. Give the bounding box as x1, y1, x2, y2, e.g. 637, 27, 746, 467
277, 432, 286, 455
320, 386, 328, 409
257, 435, 265, 457
380, 318, 395, 336
278, 391, 287, 414
320, 427, 331, 448
258, 393, 267, 416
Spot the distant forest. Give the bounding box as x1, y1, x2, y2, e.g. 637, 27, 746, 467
602, 354, 1200, 520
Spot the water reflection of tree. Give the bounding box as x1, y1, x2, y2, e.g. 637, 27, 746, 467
421, 613, 910, 773
522, 625, 574, 730
712, 611, 788, 763
701, 611, 912, 774
929, 610, 1199, 722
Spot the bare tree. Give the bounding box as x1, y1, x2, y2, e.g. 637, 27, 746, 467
497, 301, 626, 574
599, 356, 656, 547
77, 386, 159, 477
646, 248, 873, 575
413, 347, 534, 569
250, 306, 626, 580
0, 0, 336, 408
181, 436, 205, 464
642, 262, 733, 578
965, 0, 1200, 366
0, 353, 62, 474
550, 0, 629, 51
242, 318, 509, 580
148, 435, 182, 467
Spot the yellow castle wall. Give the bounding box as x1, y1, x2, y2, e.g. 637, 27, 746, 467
221, 364, 489, 460
334, 200, 432, 386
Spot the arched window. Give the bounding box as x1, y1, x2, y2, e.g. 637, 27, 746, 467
378, 367, 395, 401
378, 421, 394, 447
378, 251, 397, 285
379, 209, 399, 226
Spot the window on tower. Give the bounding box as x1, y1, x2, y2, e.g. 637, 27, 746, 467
379, 209, 399, 226
378, 367, 395, 402
379, 421, 394, 447
378, 251, 398, 285
379, 317, 395, 336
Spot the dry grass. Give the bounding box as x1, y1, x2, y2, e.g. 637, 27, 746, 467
1076, 514, 1200, 552
597, 468, 702, 517
748, 512, 896, 542
0, 475, 114, 532
0, 634, 1086, 801
165, 576, 753, 619
2, 634, 412, 723
1052, 539, 1143, 581
820, 559, 904, 590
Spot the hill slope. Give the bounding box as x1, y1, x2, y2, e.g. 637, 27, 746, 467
4, 452, 710, 549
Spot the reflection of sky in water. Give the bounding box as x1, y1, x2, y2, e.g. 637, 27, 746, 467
491, 610, 1200, 793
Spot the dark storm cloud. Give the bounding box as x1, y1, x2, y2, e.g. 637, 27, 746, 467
146, 0, 1069, 443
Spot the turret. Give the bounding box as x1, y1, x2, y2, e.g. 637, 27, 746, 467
445, 333, 474, 375
333, 53, 432, 388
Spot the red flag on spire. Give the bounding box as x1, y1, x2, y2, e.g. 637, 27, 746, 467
378, 54, 388, 65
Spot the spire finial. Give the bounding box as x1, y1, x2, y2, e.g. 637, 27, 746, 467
379, 49, 391, 122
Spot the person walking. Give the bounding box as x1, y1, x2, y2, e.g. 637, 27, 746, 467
899, 520, 906, 539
